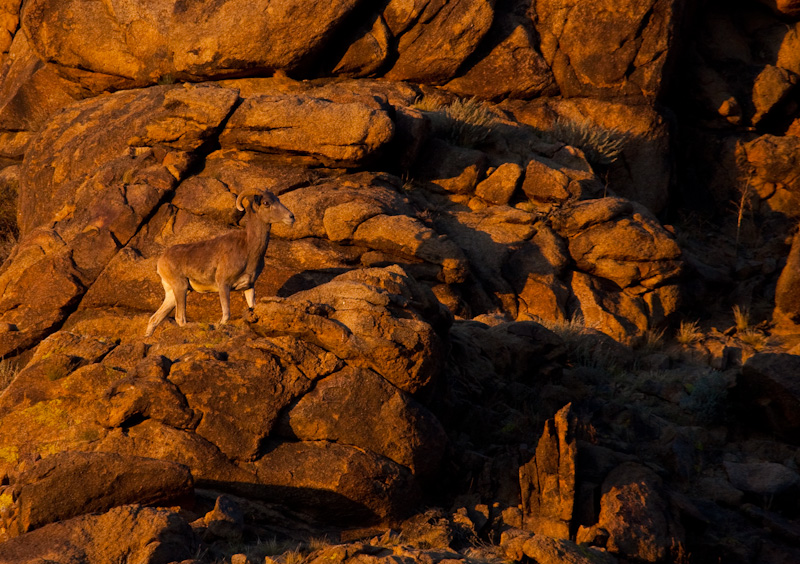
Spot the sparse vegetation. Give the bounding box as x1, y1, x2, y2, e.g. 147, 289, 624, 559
546, 116, 628, 167
537, 314, 626, 373
680, 370, 728, 424
0, 232, 16, 264
207, 537, 317, 564
157, 73, 177, 85
412, 95, 500, 148
732, 173, 758, 252
676, 320, 703, 346
739, 327, 768, 350
732, 304, 751, 331
0, 174, 18, 264
637, 327, 666, 354
0, 359, 18, 391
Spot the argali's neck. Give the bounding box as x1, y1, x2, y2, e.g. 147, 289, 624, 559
245, 210, 271, 268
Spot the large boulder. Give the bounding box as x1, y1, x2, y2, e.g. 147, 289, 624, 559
0, 266, 451, 525
738, 134, 800, 221
559, 200, 681, 290
284, 366, 448, 476
218, 94, 395, 167
20, 83, 238, 236
21, 0, 364, 91
384, 0, 495, 84
0, 33, 79, 146
250, 441, 421, 523
592, 463, 685, 563
6, 451, 193, 536
251, 266, 449, 395
445, 11, 557, 100
533, 0, 681, 99
0, 505, 195, 564
162, 344, 316, 461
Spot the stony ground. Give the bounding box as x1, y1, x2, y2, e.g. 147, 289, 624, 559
2, 1, 800, 563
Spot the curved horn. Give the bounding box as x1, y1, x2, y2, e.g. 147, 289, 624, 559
235, 189, 264, 212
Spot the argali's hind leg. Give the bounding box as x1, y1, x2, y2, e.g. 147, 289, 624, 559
173, 279, 189, 326
218, 284, 231, 325
145, 288, 177, 337
243, 287, 258, 323
244, 287, 255, 309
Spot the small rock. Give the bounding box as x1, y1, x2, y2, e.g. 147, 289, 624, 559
204, 495, 244, 541
475, 162, 523, 205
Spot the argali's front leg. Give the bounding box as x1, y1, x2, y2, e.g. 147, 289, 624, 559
218, 284, 232, 325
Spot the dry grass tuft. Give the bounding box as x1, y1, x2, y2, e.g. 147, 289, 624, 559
739, 327, 768, 351
547, 117, 628, 167
637, 327, 666, 354
676, 320, 703, 346
0, 359, 19, 392
0, 175, 17, 264
0, 232, 16, 264
536, 314, 625, 373
411, 96, 499, 148
732, 304, 750, 332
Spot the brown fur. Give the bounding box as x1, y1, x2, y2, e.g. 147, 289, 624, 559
145, 189, 294, 336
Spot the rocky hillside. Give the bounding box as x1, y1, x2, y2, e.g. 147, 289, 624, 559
0, 0, 800, 563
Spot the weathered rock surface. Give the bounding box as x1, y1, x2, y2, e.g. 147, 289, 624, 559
0, 505, 195, 564
7, 451, 192, 536
0, 267, 451, 526
384, 0, 495, 84
252, 266, 449, 394
284, 366, 448, 476
519, 403, 577, 539
250, 441, 420, 523
501, 528, 618, 564
593, 463, 685, 563
533, 0, 681, 99
218, 94, 395, 166
3, 1, 800, 561
21, 0, 363, 91
445, 11, 557, 100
